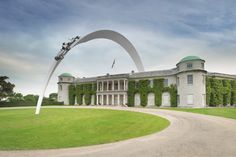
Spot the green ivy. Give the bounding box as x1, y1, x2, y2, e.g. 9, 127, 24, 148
127, 78, 177, 107
206, 77, 236, 106
231, 80, 236, 105
222, 80, 231, 106
127, 80, 136, 107
139, 80, 150, 107
167, 85, 177, 107
76, 83, 97, 105
68, 85, 76, 105
206, 77, 211, 106
153, 79, 164, 106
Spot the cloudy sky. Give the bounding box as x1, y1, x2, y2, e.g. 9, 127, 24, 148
1, 0, 236, 96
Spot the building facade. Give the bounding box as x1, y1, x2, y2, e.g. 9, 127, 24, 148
57, 56, 236, 107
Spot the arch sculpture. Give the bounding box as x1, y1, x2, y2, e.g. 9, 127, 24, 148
35, 30, 145, 114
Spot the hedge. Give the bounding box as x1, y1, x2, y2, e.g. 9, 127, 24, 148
0, 99, 63, 107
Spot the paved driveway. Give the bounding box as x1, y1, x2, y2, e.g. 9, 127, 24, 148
0, 106, 236, 157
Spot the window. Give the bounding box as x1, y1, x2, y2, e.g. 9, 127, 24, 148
68, 78, 70, 81
114, 81, 118, 90
187, 75, 193, 85
59, 85, 62, 91
201, 63, 204, 69
60, 77, 63, 81
149, 80, 153, 88
177, 77, 180, 86
99, 82, 102, 91
187, 94, 194, 105
164, 79, 168, 87
163, 94, 170, 105
202, 75, 205, 84
187, 63, 193, 69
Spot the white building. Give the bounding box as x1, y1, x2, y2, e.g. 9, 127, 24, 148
58, 56, 236, 107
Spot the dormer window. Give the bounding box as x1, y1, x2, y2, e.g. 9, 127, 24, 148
187, 63, 193, 69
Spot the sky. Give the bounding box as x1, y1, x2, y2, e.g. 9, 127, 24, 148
1, 0, 236, 96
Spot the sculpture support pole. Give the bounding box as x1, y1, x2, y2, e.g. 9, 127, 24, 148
35, 60, 61, 114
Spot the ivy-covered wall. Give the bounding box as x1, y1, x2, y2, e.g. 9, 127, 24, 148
68, 83, 97, 105
206, 77, 236, 106
127, 79, 177, 107
68, 85, 76, 105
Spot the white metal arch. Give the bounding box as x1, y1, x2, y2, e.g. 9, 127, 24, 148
35, 30, 145, 114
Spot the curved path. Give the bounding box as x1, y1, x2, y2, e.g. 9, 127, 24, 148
0, 106, 236, 157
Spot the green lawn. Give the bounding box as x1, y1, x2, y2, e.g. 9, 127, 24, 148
164, 108, 236, 119
0, 108, 169, 150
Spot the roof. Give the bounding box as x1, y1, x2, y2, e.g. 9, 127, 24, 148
59, 73, 73, 77
207, 72, 236, 79
129, 69, 177, 79
178, 56, 204, 64
76, 77, 97, 83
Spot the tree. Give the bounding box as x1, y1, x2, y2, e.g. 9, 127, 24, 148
0, 76, 15, 101
49, 93, 57, 101
8, 92, 24, 103
24, 94, 39, 102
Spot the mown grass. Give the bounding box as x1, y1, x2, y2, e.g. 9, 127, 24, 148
164, 108, 236, 119
0, 108, 169, 150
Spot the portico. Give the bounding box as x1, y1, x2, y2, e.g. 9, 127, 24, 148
96, 75, 128, 106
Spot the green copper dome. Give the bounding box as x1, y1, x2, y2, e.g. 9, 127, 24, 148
59, 73, 73, 77
179, 56, 203, 63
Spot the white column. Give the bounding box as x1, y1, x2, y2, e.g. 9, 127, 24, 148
112, 80, 114, 91
123, 80, 125, 90
112, 94, 114, 105
106, 94, 108, 105
118, 94, 120, 106
101, 94, 104, 105
97, 82, 99, 91
102, 81, 104, 91
118, 80, 120, 91
106, 94, 109, 105
96, 95, 98, 105
123, 94, 126, 105
107, 81, 109, 91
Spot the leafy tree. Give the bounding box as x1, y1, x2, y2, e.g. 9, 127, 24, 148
49, 93, 57, 101
24, 94, 39, 102
8, 92, 24, 103
0, 76, 15, 101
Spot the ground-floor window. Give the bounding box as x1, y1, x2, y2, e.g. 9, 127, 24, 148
187, 94, 194, 105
